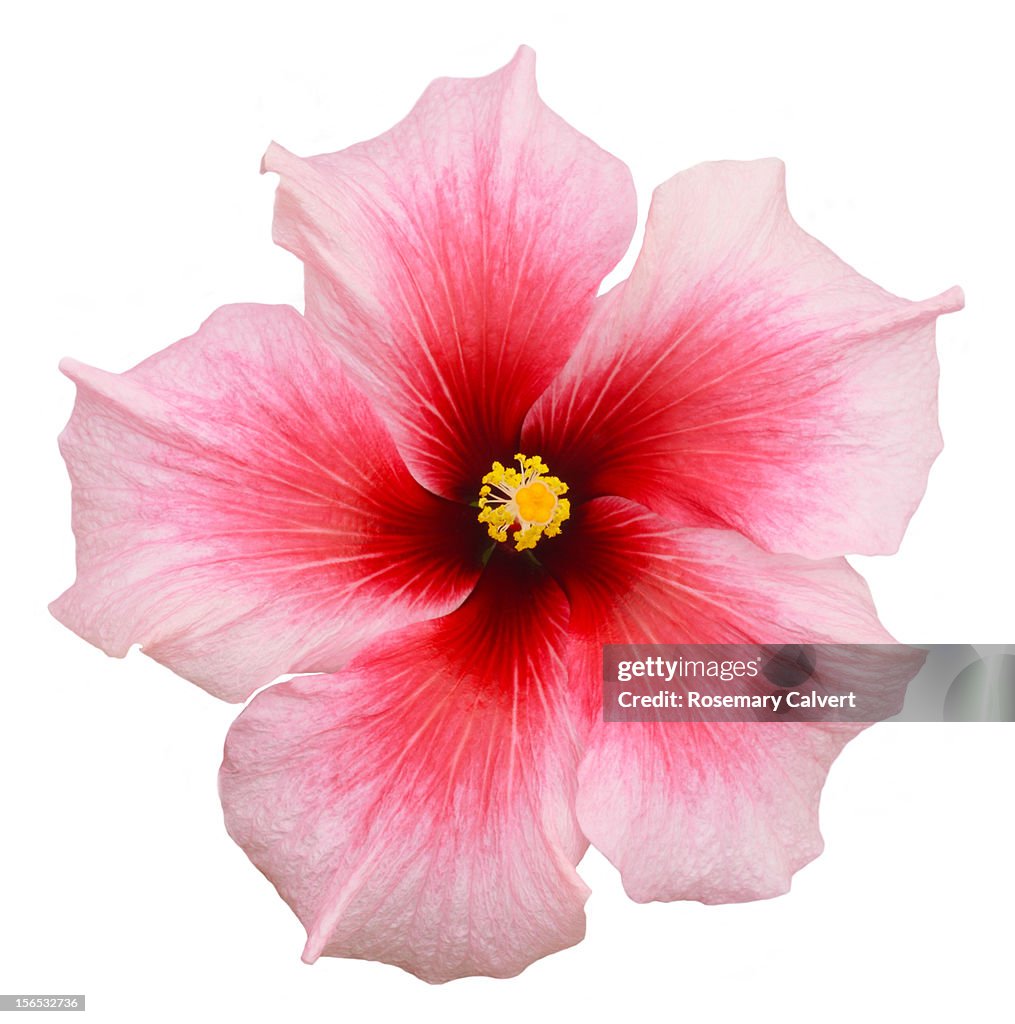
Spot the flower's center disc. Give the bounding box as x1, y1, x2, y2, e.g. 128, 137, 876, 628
515, 481, 556, 525
477, 453, 571, 552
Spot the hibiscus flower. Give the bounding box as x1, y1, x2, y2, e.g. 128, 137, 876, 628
52, 48, 962, 982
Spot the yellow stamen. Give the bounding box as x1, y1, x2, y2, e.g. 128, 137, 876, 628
477, 453, 570, 552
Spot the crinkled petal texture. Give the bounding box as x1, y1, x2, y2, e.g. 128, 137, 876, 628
220, 558, 589, 983
51, 304, 480, 702
525, 159, 964, 558
265, 45, 636, 500
542, 497, 918, 903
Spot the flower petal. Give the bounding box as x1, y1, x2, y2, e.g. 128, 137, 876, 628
543, 497, 918, 902
219, 556, 588, 983
51, 304, 480, 702
525, 159, 963, 558
578, 713, 859, 904
265, 46, 636, 500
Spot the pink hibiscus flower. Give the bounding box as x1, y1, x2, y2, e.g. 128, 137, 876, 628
52, 48, 962, 982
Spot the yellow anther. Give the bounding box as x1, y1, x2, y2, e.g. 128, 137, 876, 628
477, 453, 570, 552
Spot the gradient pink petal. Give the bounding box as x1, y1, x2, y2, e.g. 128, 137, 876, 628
220, 557, 589, 983
265, 46, 636, 500
525, 159, 963, 558
542, 497, 919, 902
51, 304, 480, 702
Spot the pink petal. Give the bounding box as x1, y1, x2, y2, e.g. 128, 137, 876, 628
524, 159, 963, 558
578, 714, 860, 904
543, 497, 918, 902
51, 304, 480, 702
220, 557, 589, 983
265, 46, 636, 500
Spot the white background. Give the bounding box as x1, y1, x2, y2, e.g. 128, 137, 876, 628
3, 2, 1012, 1021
